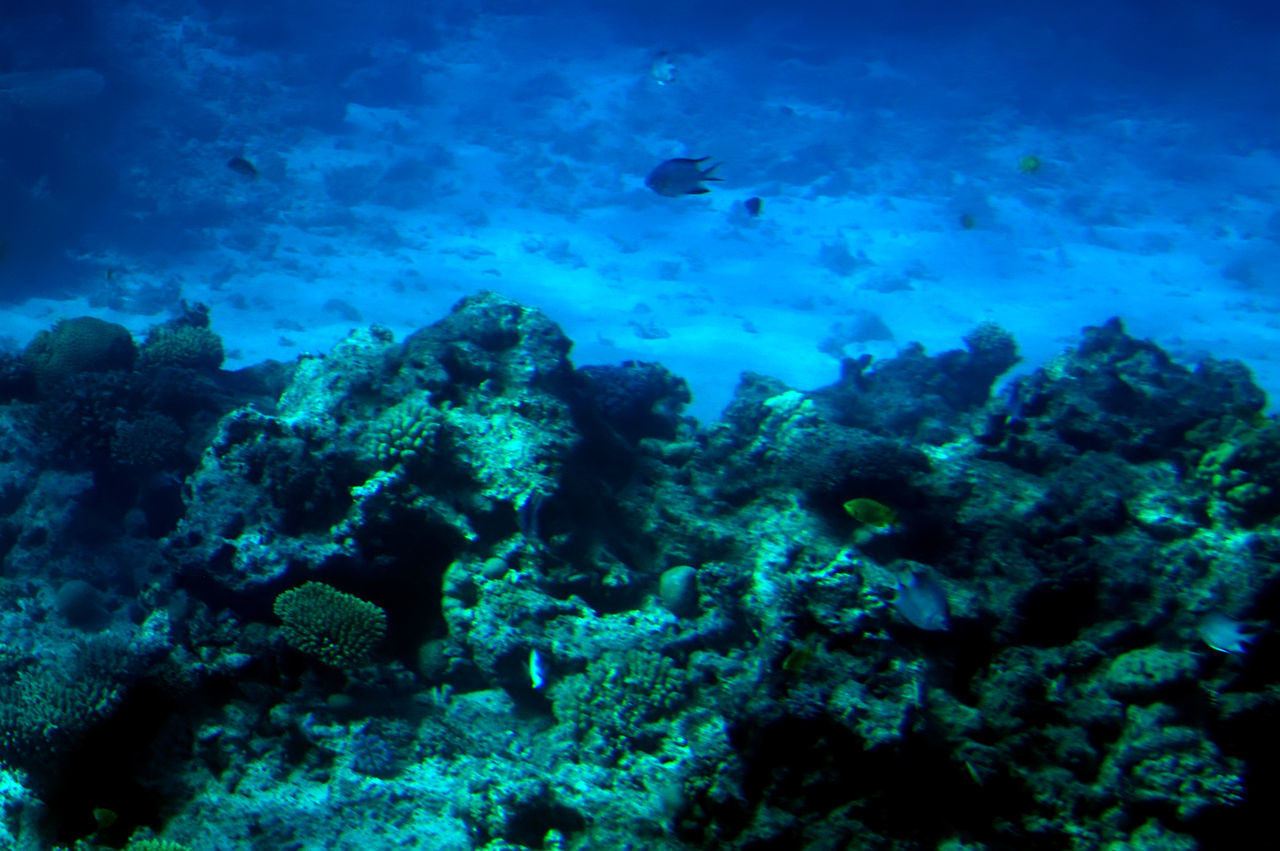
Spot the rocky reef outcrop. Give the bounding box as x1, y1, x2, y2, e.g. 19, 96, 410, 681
0, 292, 1275, 850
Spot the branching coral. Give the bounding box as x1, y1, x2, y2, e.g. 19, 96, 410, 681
550, 649, 688, 763
273, 581, 388, 668
140, 323, 225, 370
0, 637, 135, 764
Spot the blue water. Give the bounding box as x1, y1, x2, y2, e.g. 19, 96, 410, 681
3, 0, 1280, 418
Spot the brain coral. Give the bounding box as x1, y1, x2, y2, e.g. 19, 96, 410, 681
274, 581, 388, 668
23, 316, 137, 389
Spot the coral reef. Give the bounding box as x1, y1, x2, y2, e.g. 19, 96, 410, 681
0, 294, 1276, 849
124, 840, 194, 851
0, 637, 136, 765
140, 324, 225, 371
274, 581, 389, 668
23, 316, 137, 389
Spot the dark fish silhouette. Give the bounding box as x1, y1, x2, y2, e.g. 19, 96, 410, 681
744, 197, 763, 217
227, 156, 259, 179
645, 157, 722, 197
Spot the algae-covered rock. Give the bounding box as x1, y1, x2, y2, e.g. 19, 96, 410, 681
1098, 704, 1245, 821
1104, 647, 1198, 702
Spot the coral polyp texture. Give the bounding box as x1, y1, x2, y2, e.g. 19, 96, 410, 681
23, 315, 137, 389
274, 581, 389, 668
124, 841, 194, 851
0, 291, 1276, 850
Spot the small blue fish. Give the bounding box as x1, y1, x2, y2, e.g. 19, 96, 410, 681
1198, 612, 1261, 654
645, 157, 722, 197
894, 568, 950, 631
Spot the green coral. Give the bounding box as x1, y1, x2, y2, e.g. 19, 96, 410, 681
33, 371, 132, 463
1195, 419, 1280, 523
23, 316, 137, 389
274, 581, 388, 668
363, 392, 439, 467
1105, 820, 1198, 851
963, 320, 1017, 357
1103, 647, 1197, 702
125, 840, 195, 851
111, 412, 185, 470
140, 323, 225, 370
550, 648, 688, 763
0, 638, 133, 764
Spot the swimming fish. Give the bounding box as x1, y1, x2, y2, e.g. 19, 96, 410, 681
844, 497, 896, 529
227, 156, 259, 179
529, 648, 549, 689
1198, 612, 1261, 654
645, 157, 722, 197
894, 568, 950, 631
650, 51, 677, 86
1018, 155, 1043, 174
744, 197, 763, 217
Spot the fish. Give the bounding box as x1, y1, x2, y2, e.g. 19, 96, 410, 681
744, 197, 763, 217
1001, 379, 1028, 425
529, 648, 549, 689
894, 568, 950, 631
844, 497, 895, 528
645, 157, 722, 197
1018, 155, 1043, 174
650, 51, 677, 86
1198, 612, 1261, 654
227, 156, 259, 179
